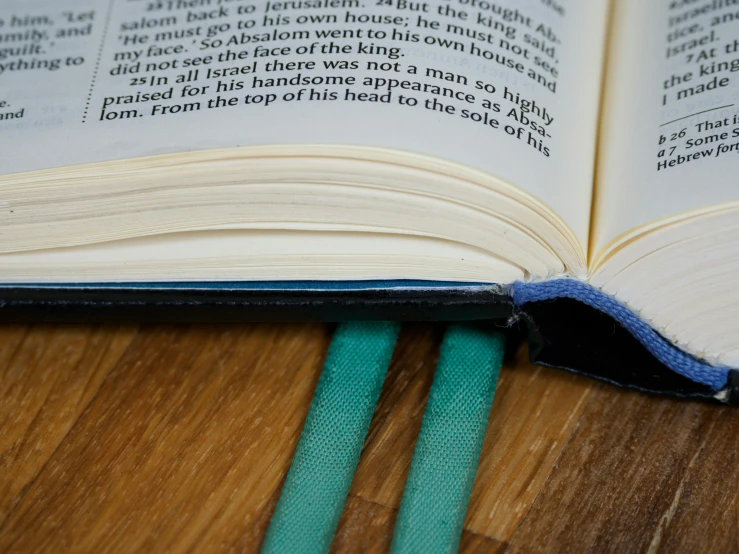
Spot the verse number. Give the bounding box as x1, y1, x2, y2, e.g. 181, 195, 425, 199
658, 128, 686, 146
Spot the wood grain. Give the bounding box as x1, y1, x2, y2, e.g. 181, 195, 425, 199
0, 324, 331, 553
465, 345, 595, 541
0, 322, 736, 553
506, 386, 739, 553
332, 495, 396, 553
0, 324, 137, 527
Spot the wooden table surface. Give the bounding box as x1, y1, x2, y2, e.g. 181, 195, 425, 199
0, 322, 737, 553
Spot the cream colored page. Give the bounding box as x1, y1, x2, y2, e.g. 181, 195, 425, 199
594, 0, 739, 257
1, 0, 607, 248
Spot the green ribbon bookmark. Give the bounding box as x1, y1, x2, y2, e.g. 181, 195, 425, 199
261, 321, 401, 554
390, 325, 505, 554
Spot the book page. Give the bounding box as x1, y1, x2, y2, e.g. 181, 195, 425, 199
594, 0, 739, 257
0, 0, 607, 248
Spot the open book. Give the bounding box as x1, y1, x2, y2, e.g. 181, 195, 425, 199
2, 0, 738, 401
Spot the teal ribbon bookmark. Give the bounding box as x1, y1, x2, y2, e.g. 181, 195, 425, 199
390, 325, 505, 554
261, 321, 400, 554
